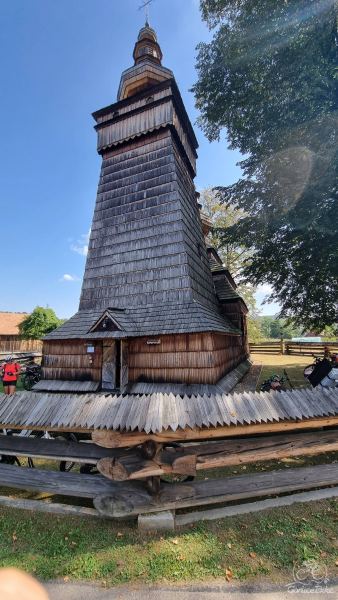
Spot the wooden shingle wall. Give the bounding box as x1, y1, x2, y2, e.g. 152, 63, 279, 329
79, 128, 220, 313
220, 302, 249, 356
0, 336, 42, 353
42, 341, 102, 382
128, 332, 247, 385
172, 137, 218, 309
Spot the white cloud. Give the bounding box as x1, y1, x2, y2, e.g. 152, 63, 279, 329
60, 274, 80, 282
70, 230, 90, 257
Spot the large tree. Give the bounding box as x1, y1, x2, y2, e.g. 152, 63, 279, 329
200, 188, 263, 340
19, 307, 63, 340
193, 0, 338, 331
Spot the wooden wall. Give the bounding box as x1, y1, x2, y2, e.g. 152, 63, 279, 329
220, 302, 249, 358
43, 332, 248, 386
128, 332, 248, 385
42, 340, 102, 382
0, 336, 42, 353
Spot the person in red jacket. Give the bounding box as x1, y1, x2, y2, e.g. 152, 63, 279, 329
1, 356, 21, 394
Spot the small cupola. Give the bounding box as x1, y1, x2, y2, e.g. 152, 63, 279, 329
133, 22, 163, 65
117, 22, 173, 101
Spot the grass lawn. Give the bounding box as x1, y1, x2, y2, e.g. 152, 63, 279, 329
252, 352, 312, 390
0, 500, 338, 586
0, 352, 337, 586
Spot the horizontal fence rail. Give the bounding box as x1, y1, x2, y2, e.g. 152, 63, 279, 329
249, 340, 338, 356
249, 341, 283, 354
285, 341, 338, 357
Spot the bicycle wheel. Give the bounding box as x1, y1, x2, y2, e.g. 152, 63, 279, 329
22, 375, 34, 391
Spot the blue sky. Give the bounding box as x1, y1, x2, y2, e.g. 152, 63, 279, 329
0, 0, 279, 318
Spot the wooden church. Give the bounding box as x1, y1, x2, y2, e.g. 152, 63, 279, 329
41, 23, 249, 392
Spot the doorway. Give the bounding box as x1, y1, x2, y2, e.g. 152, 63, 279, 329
101, 340, 126, 391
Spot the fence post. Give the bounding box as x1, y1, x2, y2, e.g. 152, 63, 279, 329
280, 337, 285, 355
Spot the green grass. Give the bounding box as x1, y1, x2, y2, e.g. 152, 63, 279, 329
0, 500, 337, 585
253, 353, 312, 390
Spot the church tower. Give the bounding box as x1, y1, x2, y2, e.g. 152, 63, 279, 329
42, 23, 248, 392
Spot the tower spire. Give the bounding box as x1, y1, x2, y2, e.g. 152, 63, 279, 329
139, 0, 153, 26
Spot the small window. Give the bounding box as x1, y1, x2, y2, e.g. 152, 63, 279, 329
96, 316, 119, 332
91, 314, 120, 333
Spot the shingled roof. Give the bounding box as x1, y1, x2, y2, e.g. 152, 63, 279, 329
205, 248, 247, 306
0, 312, 28, 335
1, 385, 338, 433
213, 276, 242, 302
44, 301, 241, 341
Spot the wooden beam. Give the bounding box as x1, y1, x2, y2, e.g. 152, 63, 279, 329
0, 495, 102, 519
91, 417, 338, 448
95, 429, 338, 481
94, 462, 338, 517
0, 434, 124, 464
0, 463, 131, 499
0, 461, 338, 519
176, 486, 338, 527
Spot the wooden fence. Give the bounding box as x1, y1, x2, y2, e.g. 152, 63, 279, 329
0, 336, 42, 354
249, 341, 283, 354
285, 341, 338, 357
249, 340, 338, 356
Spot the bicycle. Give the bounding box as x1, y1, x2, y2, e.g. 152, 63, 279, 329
22, 364, 42, 391
260, 374, 286, 392
304, 353, 338, 388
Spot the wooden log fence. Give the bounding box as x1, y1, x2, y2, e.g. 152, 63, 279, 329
96, 429, 338, 481
285, 341, 338, 357
1, 433, 338, 521
249, 340, 338, 356
249, 341, 282, 355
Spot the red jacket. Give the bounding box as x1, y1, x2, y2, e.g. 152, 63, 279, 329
2, 362, 20, 382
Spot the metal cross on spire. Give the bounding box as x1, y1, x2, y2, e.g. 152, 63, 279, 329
138, 0, 154, 25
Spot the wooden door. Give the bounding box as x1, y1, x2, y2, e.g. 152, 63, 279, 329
120, 340, 129, 391
101, 342, 116, 390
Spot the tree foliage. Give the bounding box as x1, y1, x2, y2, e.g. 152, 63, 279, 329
200, 188, 252, 277
19, 307, 63, 340
260, 316, 303, 339
193, 0, 338, 331
200, 188, 262, 339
